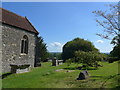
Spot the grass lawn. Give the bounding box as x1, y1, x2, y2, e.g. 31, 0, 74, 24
2, 61, 120, 88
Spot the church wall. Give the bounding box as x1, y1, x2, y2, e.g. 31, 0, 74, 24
2, 24, 37, 73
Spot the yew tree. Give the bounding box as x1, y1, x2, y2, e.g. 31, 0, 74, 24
62, 38, 99, 62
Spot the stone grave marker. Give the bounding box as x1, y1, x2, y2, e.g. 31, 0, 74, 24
52, 57, 58, 66
77, 70, 89, 80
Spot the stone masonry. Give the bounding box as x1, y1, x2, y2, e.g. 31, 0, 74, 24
1, 24, 37, 73
0, 23, 2, 74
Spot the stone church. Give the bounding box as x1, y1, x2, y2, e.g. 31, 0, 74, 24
0, 8, 39, 73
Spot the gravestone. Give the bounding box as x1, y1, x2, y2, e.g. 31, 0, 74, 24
52, 57, 58, 66
77, 70, 89, 80
58, 60, 63, 65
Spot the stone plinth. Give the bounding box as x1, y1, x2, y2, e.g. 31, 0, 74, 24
58, 60, 63, 65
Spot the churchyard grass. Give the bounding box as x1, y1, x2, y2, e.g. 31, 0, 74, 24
0, 77, 2, 89
2, 61, 120, 88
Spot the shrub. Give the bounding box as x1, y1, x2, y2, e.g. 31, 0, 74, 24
107, 57, 119, 63
74, 51, 107, 68
66, 58, 74, 66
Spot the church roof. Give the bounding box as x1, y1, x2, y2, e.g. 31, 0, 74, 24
0, 8, 39, 34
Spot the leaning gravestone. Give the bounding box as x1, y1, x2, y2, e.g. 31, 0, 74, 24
77, 70, 89, 80
52, 57, 58, 66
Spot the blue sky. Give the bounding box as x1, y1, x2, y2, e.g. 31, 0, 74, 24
2, 2, 117, 52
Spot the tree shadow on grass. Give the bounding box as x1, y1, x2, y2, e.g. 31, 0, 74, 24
63, 67, 76, 70
1, 72, 12, 79
63, 67, 98, 70
82, 68, 98, 70
113, 85, 120, 90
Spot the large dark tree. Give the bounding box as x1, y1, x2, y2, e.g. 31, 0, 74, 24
35, 36, 49, 65
62, 38, 99, 62
110, 44, 120, 59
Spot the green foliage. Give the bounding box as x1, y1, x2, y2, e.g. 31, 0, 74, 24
49, 52, 62, 60
62, 38, 99, 62
66, 58, 74, 66
107, 57, 119, 63
110, 44, 120, 59
111, 34, 120, 45
74, 51, 107, 68
36, 36, 49, 62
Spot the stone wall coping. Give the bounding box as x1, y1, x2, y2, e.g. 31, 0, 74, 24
58, 60, 63, 62
10, 64, 30, 69
10, 64, 30, 66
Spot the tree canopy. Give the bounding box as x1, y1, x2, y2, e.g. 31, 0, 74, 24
110, 44, 120, 59
62, 38, 99, 62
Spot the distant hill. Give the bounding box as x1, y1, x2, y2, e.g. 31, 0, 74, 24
49, 52, 62, 54
49, 52, 62, 59
101, 52, 110, 55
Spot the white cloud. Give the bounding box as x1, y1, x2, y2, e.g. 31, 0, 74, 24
96, 40, 104, 43
50, 42, 62, 47
48, 42, 64, 52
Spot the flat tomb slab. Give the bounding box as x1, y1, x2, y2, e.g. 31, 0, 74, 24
10, 64, 30, 73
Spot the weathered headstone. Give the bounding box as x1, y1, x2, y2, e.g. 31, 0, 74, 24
77, 70, 89, 80
52, 57, 58, 66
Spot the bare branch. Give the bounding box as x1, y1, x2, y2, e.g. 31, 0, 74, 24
93, 3, 120, 45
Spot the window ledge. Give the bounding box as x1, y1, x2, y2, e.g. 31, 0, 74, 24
20, 53, 27, 56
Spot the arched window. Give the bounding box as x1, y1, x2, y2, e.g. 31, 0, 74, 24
21, 35, 28, 54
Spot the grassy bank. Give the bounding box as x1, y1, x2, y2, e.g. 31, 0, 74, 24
2, 61, 120, 88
